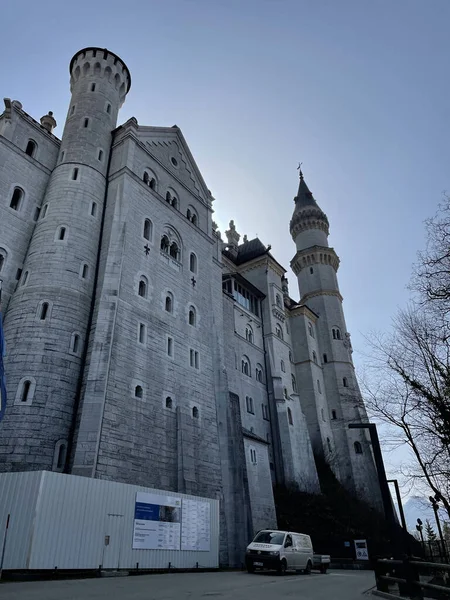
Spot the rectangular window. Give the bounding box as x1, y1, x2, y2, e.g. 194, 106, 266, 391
84, 118, 89, 128
190, 349, 199, 369
246, 396, 254, 414
262, 404, 269, 420
90, 202, 97, 217
91, 83, 96, 91
138, 323, 146, 344
72, 168, 79, 181
167, 337, 173, 357
194, 351, 199, 369
15, 268, 22, 280
33, 207, 41, 221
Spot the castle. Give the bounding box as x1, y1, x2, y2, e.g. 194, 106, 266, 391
0, 47, 382, 566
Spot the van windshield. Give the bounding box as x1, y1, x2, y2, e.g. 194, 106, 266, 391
253, 531, 285, 545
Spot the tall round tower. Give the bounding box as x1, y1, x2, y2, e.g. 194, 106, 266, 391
290, 170, 382, 507
1, 48, 131, 473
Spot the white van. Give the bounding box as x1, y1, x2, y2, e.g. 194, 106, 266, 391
245, 529, 313, 575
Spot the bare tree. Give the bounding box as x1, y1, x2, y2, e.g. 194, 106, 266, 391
363, 307, 450, 520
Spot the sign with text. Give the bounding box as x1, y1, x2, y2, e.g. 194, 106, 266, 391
133, 492, 181, 550
181, 499, 211, 551
354, 539, 369, 560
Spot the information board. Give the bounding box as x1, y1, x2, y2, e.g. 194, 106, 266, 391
181, 499, 211, 551
354, 539, 369, 560
132, 492, 181, 550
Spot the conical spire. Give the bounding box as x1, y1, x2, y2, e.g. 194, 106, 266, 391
290, 167, 329, 239
294, 168, 318, 209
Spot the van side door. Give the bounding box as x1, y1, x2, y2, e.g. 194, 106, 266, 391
283, 534, 294, 569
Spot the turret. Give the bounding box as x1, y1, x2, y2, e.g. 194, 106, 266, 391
1, 48, 130, 473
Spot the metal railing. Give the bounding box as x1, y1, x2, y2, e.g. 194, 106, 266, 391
375, 557, 450, 599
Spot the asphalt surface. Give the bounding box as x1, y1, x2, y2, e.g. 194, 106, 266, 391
0, 569, 376, 600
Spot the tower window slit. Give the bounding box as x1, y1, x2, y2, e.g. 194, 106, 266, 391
72, 168, 78, 181
84, 118, 89, 128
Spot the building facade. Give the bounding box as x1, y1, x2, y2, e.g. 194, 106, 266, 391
0, 47, 381, 566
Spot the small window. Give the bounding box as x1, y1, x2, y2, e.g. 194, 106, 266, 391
71, 105, 76, 115
171, 196, 178, 209
331, 410, 337, 420
72, 334, 80, 354
58, 227, 66, 241
171, 157, 178, 167
166, 191, 172, 203
241, 356, 251, 377
56, 443, 66, 470
189, 253, 197, 274
321, 408, 326, 422
291, 374, 297, 393
332, 327, 341, 340
135, 385, 143, 399
167, 337, 174, 357
166, 396, 173, 409
106, 103, 111, 114
60, 151, 65, 163
323, 353, 328, 364
354, 441, 363, 454
9, 188, 23, 211
165, 293, 173, 313
283, 387, 288, 399
0, 253, 5, 273
327, 437, 332, 452
281, 360, 285, 372
246, 396, 254, 414
188, 306, 196, 326
33, 207, 41, 221
250, 448, 257, 464
90, 202, 97, 217
21, 380, 32, 402
16, 268, 22, 281
275, 324, 283, 340
317, 379, 322, 394
40, 302, 49, 320
81, 263, 89, 279
149, 178, 156, 190
91, 83, 96, 91
98, 149, 103, 161
143, 172, 149, 185
138, 276, 148, 298
308, 322, 314, 338
160, 235, 170, 253
138, 323, 146, 344
84, 118, 89, 128
289, 351, 293, 363
287, 407, 293, 425
256, 364, 264, 383
312, 351, 317, 364
22, 271, 29, 286
72, 168, 79, 181
42, 204, 48, 218
276, 294, 282, 308
192, 406, 199, 418
310, 267, 314, 274
143, 219, 152, 241
343, 377, 348, 387
262, 404, 269, 420
245, 325, 253, 343
25, 140, 36, 157
169, 242, 179, 260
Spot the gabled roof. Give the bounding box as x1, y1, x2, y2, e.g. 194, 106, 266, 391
223, 237, 286, 274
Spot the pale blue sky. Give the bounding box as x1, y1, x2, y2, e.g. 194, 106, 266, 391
2, 0, 449, 490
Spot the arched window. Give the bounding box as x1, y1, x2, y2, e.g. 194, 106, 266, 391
343, 377, 348, 387
165, 292, 173, 313
9, 187, 23, 211
256, 364, 264, 383
291, 374, 297, 393
150, 178, 156, 190
332, 327, 341, 340
166, 191, 172, 203
70, 333, 81, 354
354, 441, 363, 454
245, 325, 253, 343
56, 226, 66, 241
327, 437, 332, 452
276, 294, 282, 308
53, 440, 67, 472
188, 306, 196, 326
191, 214, 197, 226
192, 406, 199, 419
135, 385, 143, 399
21, 380, 31, 402
312, 351, 317, 364
143, 171, 149, 185
287, 407, 293, 425
40, 302, 49, 321
0, 250, 6, 273
166, 396, 173, 409
171, 196, 178, 209
187, 206, 199, 225
241, 356, 251, 377
160, 235, 170, 253
281, 360, 285, 372
275, 323, 283, 340
25, 140, 37, 157
143, 219, 152, 241
308, 322, 314, 338
189, 252, 197, 273
169, 241, 179, 260
138, 276, 148, 298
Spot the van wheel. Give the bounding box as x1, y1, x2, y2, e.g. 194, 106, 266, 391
304, 561, 312, 575
277, 559, 287, 576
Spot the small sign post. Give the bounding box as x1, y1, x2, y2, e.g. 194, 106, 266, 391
354, 539, 369, 560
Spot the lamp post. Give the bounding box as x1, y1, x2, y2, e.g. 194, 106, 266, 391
416, 519, 424, 545
429, 493, 448, 563
388, 479, 411, 556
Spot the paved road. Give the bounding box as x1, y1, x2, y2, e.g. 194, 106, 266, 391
0, 570, 375, 600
